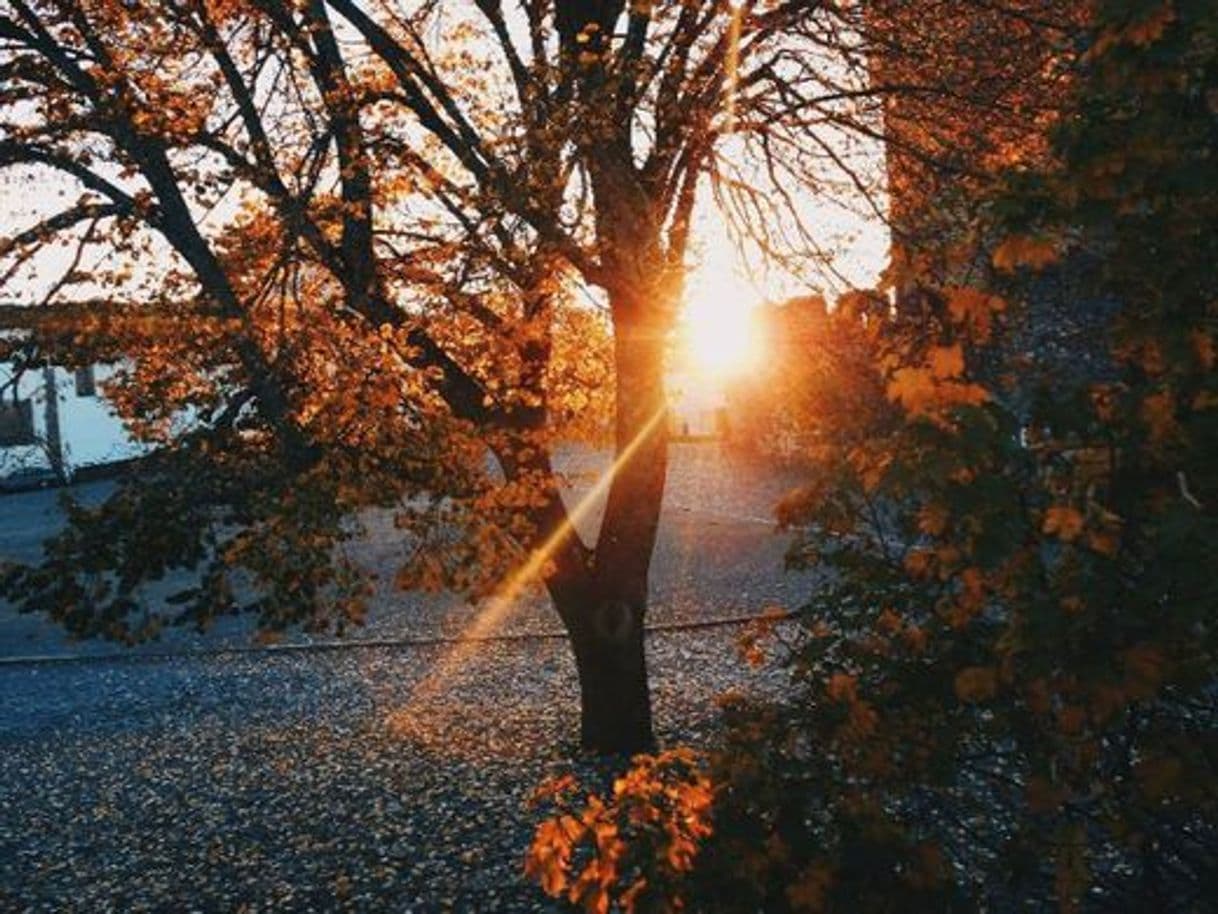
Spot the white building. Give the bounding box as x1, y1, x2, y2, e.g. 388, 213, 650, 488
0, 362, 147, 481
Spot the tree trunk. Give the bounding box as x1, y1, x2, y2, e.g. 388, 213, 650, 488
500, 294, 665, 756
511, 60, 675, 752
564, 594, 655, 756
565, 302, 669, 755
534, 331, 665, 756
41, 365, 66, 483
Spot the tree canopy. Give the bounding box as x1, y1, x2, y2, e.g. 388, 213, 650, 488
528, 1, 1218, 909
1, 0, 1081, 753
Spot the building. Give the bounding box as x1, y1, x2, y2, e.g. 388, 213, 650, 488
0, 361, 147, 483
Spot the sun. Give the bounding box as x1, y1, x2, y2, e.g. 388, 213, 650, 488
680, 298, 762, 378
678, 247, 764, 380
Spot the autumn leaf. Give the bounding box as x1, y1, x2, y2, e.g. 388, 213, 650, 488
845, 699, 879, 739
1191, 329, 1215, 369
737, 628, 767, 668
620, 878, 648, 914
902, 625, 929, 654
1125, 3, 1175, 46
887, 367, 935, 411
876, 607, 903, 634
928, 344, 965, 379
527, 752, 712, 912
1141, 390, 1178, 443
1059, 595, 1085, 614
992, 235, 1059, 272
954, 666, 998, 703
917, 502, 950, 536
531, 773, 578, 806
826, 672, 858, 704
1042, 506, 1085, 541
888, 366, 988, 416
904, 548, 934, 579
946, 286, 1006, 342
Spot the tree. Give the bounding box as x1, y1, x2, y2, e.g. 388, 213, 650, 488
0, 0, 1076, 754
529, 0, 1218, 909
0, 0, 812, 754
723, 293, 893, 461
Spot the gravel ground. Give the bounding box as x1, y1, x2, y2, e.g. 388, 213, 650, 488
0, 443, 805, 911
0, 443, 810, 658
0, 630, 790, 912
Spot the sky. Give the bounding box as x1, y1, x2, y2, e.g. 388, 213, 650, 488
0, 0, 892, 429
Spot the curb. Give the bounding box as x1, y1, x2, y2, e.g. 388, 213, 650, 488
0, 612, 798, 669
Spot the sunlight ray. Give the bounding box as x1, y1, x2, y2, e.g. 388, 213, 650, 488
723, 4, 744, 132
386, 406, 670, 729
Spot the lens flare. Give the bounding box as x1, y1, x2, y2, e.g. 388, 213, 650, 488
386, 406, 669, 731
723, 4, 743, 132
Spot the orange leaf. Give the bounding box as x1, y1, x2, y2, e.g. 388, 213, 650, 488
928, 344, 965, 379
946, 286, 1006, 342
954, 666, 998, 703
917, 503, 949, 536
1043, 506, 1084, 541
1141, 390, 1178, 442
826, 672, 858, 704
992, 235, 1059, 272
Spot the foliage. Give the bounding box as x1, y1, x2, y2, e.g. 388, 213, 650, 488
526, 750, 714, 914
1, 0, 1099, 752
0, 0, 911, 647
707, 2, 1218, 908
531, 0, 1218, 908
723, 293, 895, 463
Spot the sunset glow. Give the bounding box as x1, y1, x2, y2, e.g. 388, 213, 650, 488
678, 239, 765, 380
680, 299, 763, 379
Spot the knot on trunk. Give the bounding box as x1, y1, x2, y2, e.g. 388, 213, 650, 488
593, 599, 636, 644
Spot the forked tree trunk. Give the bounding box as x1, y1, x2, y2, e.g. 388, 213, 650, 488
536, 305, 669, 756
502, 433, 660, 757
565, 310, 669, 755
